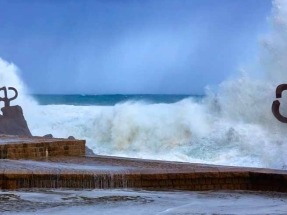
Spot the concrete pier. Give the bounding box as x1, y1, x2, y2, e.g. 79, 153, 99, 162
0, 135, 287, 191
0, 135, 85, 159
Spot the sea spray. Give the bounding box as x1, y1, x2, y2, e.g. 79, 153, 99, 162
0, 58, 286, 169
0, 58, 37, 111
261, 0, 287, 84
0, 0, 287, 169
24, 94, 287, 169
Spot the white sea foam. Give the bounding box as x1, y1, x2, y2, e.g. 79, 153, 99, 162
0, 0, 287, 169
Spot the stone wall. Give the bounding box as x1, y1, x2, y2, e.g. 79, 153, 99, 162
0, 137, 85, 159
1, 171, 287, 191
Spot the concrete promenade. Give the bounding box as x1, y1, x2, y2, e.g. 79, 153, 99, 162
0, 135, 287, 191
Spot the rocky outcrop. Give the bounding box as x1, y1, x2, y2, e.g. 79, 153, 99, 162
0, 105, 32, 136
85, 146, 95, 156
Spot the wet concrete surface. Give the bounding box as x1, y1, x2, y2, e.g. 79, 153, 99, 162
1, 155, 287, 191
0, 135, 78, 144
1, 189, 287, 214
0, 135, 287, 191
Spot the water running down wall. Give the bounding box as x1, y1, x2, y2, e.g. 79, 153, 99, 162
0, 0, 287, 169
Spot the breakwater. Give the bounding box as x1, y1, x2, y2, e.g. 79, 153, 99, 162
0, 135, 286, 191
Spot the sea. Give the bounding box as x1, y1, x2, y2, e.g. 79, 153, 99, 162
3, 93, 287, 215
1, 0, 287, 171
0, 91, 286, 214
0, 67, 287, 170
23, 91, 286, 170
2, 72, 287, 214
2, 0, 287, 213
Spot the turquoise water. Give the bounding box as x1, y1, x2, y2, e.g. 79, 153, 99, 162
32, 94, 203, 106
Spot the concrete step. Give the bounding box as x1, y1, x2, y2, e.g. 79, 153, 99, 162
0, 135, 85, 159
0, 135, 286, 192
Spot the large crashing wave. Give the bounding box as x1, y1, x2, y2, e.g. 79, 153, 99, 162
0, 0, 287, 169
0, 59, 36, 109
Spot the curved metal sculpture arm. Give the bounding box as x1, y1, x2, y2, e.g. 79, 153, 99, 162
275, 84, 287, 98
0, 86, 8, 106
272, 100, 287, 123
8, 87, 18, 101
272, 84, 287, 123
0, 86, 18, 107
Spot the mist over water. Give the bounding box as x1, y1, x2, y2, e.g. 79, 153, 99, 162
0, 60, 36, 109
1, 0, 287, 169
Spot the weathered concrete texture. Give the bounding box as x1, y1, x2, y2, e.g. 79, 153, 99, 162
0, 155, 287, 191
0, 135, 286, 192
41, 134, 94, 156
0, 135, 86, 159
0, 106, 32, 136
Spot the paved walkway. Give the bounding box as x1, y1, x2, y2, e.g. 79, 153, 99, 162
1, 155, 287, 191
0, 135, 286, 191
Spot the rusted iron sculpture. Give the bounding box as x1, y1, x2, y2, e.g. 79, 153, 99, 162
272, 84, 287, 123
0, 86, 18, 107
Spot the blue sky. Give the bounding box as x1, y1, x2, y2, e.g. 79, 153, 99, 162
0, 0, 271, 94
